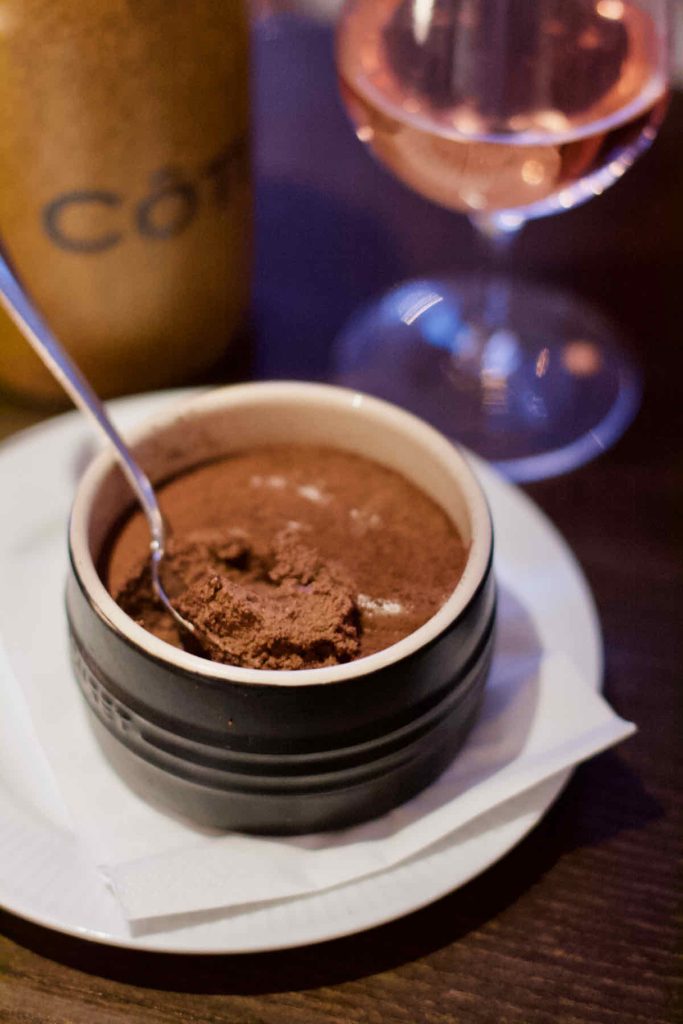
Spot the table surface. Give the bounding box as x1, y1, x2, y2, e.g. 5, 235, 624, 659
0, 18, 680, 1024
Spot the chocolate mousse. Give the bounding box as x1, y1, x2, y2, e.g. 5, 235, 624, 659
105, 446, 467, 669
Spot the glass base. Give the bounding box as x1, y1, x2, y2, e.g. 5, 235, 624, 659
332, 276, 641, 482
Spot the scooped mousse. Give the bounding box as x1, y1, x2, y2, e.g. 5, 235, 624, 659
105, 446, 468, 670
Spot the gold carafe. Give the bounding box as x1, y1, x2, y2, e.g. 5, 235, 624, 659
0, 0, 251, 404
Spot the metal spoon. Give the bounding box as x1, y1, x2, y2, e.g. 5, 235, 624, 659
0, 247, 196, 635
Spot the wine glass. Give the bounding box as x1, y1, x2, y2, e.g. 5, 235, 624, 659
334, 0, 670, 480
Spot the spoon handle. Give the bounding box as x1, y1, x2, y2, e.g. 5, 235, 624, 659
0, 248, 165, 549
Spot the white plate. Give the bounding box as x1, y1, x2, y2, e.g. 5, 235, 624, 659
0, 390, 602, 954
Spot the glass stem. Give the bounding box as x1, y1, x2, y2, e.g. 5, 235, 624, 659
446, 215, 525, 416
473, 214, 523, 261
462, 215, 524, 370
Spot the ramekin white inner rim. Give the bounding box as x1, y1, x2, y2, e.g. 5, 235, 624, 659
69, 382, 493, 687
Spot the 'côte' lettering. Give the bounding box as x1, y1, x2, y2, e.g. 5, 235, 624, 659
41, 137, 248, 254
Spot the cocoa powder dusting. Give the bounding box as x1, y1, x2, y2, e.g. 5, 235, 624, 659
106, 446, 468, 669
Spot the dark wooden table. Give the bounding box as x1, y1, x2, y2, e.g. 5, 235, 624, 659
1, 17, 680, 1024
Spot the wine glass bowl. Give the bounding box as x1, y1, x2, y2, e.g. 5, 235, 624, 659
334, 0, 670, 477
337, 0, 668, 222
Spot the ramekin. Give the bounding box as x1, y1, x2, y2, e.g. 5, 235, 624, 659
67, 382, 495, 834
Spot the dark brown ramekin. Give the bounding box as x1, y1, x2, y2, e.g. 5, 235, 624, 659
67, 382, 495, 834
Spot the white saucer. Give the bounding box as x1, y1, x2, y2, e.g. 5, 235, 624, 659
0, 390, 602, 954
